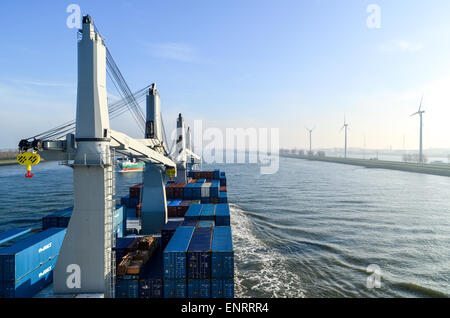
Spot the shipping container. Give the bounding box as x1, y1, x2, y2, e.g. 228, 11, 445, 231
200, 204, 216, 221
0, 256, 57, 298
210, 197, 219, 204
129, 184, 143, 200
192, 184, 202, 200
161, 220, 183, 248
200, 198, 210, 204
115, 277, 139, 298
178, 200, 191, 217
197, 179, 206, 184
172, 183, 187, 199
42, 207, 73, 230
210, 180, 220, 198
113, 237, 139, 265
215, 204, 231, 226
220, 186, 227, 193
139, 246, 164, 298
187, 227, 213, 279
184, 204, 203, 222
213, 169, 220, 180
163, 279, 186, 298
0, 228, 31, 246
187, 279, 210, 298
211, 278, 234, 298
181, 219, 198, 227
211, 226, 234, 278
219, 192, 228, 203
183, 183, 195, 200
163, 226, 195, 279
0, 228, 67, 283
168, 199, 182, 217
198, 220, 215, 228
136, 204, 142, 218
220, 174, 227, 186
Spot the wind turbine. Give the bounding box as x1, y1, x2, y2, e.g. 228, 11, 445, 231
410, 95, 425, 163
306, 126, 315, 154
341, 117, 349, 158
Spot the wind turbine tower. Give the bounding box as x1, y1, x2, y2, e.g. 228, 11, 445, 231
306, 127, 315, 154
410, 96, 425, 163
341, 117, 349, 158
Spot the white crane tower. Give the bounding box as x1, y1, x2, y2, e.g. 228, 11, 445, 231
18, 15, 201, 296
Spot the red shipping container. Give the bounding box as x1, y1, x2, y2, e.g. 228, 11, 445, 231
173, 183, 187, 199
130, 183, 143, 199
210, 197, 219, 204
220, 186, 227, 192
136, 204, 142, 218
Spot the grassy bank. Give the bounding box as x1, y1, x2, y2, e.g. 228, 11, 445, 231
0, 159, 18, 166
281, 154, 450, 177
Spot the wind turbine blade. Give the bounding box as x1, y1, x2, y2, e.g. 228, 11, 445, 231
419, 94, 424, 111
410, 111, 419, 117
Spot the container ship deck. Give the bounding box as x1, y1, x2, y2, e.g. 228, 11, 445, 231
0, 169, 233, 299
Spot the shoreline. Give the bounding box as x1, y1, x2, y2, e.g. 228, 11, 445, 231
281, 154, 450, 177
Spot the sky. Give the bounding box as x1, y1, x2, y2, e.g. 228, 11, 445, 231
1, 0, 450, 151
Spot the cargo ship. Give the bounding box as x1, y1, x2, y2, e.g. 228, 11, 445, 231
117, 157, 145, 173
1, 15, 234, 298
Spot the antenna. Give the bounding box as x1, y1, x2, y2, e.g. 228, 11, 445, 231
410, 95, 425, 163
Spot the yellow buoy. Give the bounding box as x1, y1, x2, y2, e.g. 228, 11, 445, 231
17, 152, 40, 178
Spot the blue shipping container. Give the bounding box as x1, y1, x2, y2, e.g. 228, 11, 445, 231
210, 180, 220, 198
0, 256, 57, 298
211, 226, 234, 278
139, 247, 164, 298
163, 226, 195, 279
219, 192, 228, 203
188, 279, 210, 298
183, 183, 195, 200
187, 227, 213, 279
211, 278, 234, 298
200, 204, 216, 221
164, 279, 186, 298
215, 204, 231, 226
161, 220, 183, 248
0, 228, 67, 282
115, 277, 139, 298
184, 204, 203, 222
0, 228, 31, 246
192, 184, 202, 200
198, 220, 215, 228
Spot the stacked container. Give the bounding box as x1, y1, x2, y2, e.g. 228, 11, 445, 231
211, 226, 234, 298
184, 204, 203, 222
200, 204, 216, 221
187, 227, 213, 298
0, 228, 67, 298
139, 246, 164, 298
163, 226, 195, 298
161, 220, 183, 248
215, 204, 231, 226
42, 207, 73, 230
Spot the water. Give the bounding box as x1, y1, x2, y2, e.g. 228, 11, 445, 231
1, 158, 449, 298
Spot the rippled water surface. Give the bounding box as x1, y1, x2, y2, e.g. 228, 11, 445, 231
0, 158, 449, 297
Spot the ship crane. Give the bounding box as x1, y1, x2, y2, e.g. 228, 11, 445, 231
16, 15, 201, 296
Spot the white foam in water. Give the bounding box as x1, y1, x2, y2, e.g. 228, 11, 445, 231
230, 204, 305, 298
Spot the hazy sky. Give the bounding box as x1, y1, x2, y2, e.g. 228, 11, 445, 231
1, 0, 450, 151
